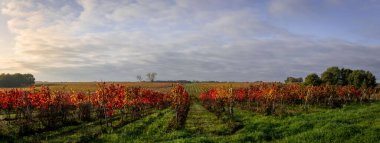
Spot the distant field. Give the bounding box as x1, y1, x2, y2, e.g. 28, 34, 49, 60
31, 82, 253, 93
0, 82, 379, 142
33, 82, 175, 91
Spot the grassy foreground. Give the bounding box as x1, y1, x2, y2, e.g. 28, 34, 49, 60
2, 102, 378, 142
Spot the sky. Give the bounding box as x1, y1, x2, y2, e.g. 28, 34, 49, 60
0, 0, 379, 82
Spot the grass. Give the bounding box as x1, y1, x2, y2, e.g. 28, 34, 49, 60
97, 109, 172, 142
160, 102, 380, 143
185, 102, 230, 135
221, 102, 380, 143
0, 82, 379, 142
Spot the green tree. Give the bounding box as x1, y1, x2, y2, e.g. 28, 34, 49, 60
347, 70, 376, 88
0, 73, 35, 87
321, 67, 341, 85
304, 73, 322, 86
348, 70, 366, 88
339, 68, 352, 85
285, 77, 303, 83
365, 71, 376, 88
24, 73, 35, 85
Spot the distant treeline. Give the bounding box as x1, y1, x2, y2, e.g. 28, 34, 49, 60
155, 80, 192, 83
0, 73, 35, 87
286, 67, 377, 88
154, 80, 241, 83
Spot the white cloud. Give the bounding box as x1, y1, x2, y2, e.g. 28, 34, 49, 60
268, 0, 312, 16
0, 0, 379, 81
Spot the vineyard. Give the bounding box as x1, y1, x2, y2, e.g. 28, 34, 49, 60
0, 82, 379, 142
199, 83, 377, 116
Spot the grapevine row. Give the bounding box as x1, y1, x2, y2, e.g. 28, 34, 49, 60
0, 83, 189, 133
199, 83, 376, 116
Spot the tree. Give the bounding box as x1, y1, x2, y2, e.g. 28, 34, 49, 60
304, 73, 322, 86
347, 70, 377, 88
348, 70, 366, 88
284, 77, 303, 83
136, 75, 143, 82
339, 68, 352, 85
146, 72, 157, 82
307, 67, 376, 88
365, 71, 377, 88
0, 73, 35, 87
321, 67, 340, 85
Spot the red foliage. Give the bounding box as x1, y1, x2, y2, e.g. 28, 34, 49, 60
199, 83, 368, 111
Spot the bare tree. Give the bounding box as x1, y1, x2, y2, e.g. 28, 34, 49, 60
136, 75, 143, 82
146, 72, 157, 82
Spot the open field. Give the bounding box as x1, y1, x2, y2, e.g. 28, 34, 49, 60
34, 82, 176, 92
0, 82, 379, 143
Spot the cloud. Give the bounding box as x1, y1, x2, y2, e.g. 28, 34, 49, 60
268, 0, 316, 16
0, 0, 379, 82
